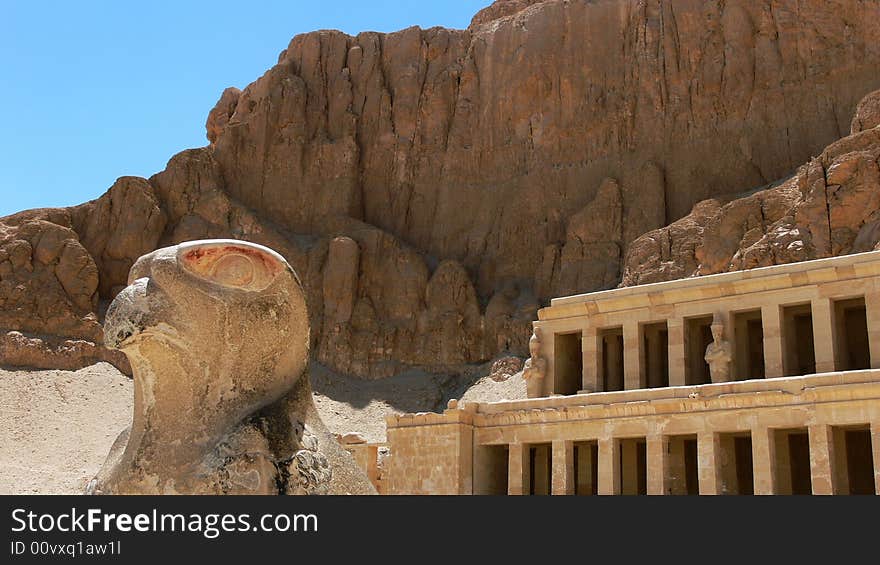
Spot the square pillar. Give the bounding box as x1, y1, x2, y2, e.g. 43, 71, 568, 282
865, 291, 880, 369
508, 443, 528, 496
697, 432, 722, 495
551, 440, 574, 495
646, 435, 669, 495
623, 321, 643, 390
809, 425, 838, 495
751, 427, 777, 495
761, 305, 784, 378
598, 438, 620, 495
542, 332, 556, 397
872, 422, 880, 495
581, 327, 600, 393
667, 318, 686, 387
811, 298, 836, 373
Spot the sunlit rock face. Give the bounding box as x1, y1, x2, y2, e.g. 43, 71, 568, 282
3, 0, 880, 378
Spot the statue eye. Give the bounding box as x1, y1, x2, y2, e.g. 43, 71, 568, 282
177, 240, 286, 291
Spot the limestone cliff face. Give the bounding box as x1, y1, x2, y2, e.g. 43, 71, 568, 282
622, 89, 880, 287
2, 0, 880, 376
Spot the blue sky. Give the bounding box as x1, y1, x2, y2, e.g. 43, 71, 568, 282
0, 1, 490, 216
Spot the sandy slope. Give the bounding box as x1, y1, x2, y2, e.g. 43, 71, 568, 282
0, 363, 131, 494
0, 360, 526, 494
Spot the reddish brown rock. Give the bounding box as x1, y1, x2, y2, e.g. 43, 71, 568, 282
622, 89, 880, 286
469, 0, 547, 28
4, 2, 880, 380
851, 89, 880, 134
0, 217, 101, 341
322, 236, 360, 325
206, 87, 241, 145
72, 176, 167, 297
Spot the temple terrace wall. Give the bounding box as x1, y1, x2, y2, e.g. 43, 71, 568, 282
385, 371, 880, 495
381, 251, 880, 494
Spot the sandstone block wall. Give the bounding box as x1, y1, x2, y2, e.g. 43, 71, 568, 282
384, 411, 474, 495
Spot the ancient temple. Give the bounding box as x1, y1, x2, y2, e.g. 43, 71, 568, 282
379, 250, 880, 495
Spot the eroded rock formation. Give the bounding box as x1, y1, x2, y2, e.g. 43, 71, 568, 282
3, 0, 880, 378
622, 89, 880, 285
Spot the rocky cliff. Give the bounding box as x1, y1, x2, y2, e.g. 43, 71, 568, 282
622, 89, 880, 286
2, 0, 880, 377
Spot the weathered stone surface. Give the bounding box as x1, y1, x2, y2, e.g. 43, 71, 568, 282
852, 89, 880, 134
0, 331, 129, 374
72, 176, 167, 297
322, 236, 360, 325
340, 432, 367, 445
469, 0, 546, 28
206, 87, 241, 145
622, 89, 880, 285
4, 1, 880, 379
89, 240, 375, 495
488, 356, 524, 382
0, 215, 104, 347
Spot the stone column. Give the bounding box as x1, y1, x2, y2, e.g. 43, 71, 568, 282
598, 438, 620, 495
582, 327, 600, 393
811, 297, 836, 374
623, 321, 643, 390
697, 432, 722, 495
751, 427, 777, 495
871, 422, 880, 495
666, 438, 687, 495
551, 440, 574, 495
667, 318, 686, 387
865, 291, 880, 370
808, 425, 838, 495
761, 305, 785, 378
542, 332, 556, 398
646, 435, 668, 495
508, 443, 528, 496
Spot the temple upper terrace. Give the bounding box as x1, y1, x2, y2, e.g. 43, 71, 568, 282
533, 250, 880, 397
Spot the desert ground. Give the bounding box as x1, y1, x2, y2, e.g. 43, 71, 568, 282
0, 360, 525, 494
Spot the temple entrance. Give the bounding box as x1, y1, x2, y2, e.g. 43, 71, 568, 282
618, 438, 647, 495
833, 426, 876, 495
573, 441, 599, 495
734, 310, 765, 380
782, 304, 816, 376
667, 435, 699, 495
528, 444, 552, 495
772, 429, 812, 495
834, 297, 871, 371
553, 332, 583, 395
641, 322, 669, 388
685, 316, 713, 385
599, 327, 624, 392
473, 445, 509, 495
718, 432, 754, 495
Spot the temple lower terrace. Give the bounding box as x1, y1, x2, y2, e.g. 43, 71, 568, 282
378, 251, 880, 495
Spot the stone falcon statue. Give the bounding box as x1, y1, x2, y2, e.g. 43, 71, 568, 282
87, 239, 376, 495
